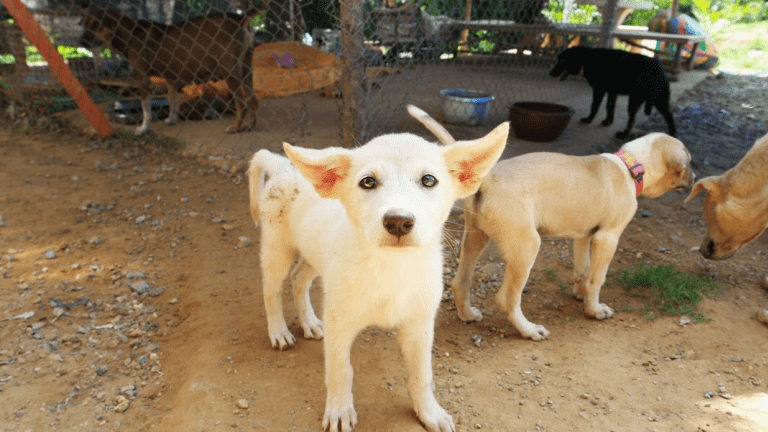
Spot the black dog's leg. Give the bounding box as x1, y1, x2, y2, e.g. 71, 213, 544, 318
616, 94, 644, 139
581, 88, 605, 124
601, 93, 617, 127
657, 103, 676, 136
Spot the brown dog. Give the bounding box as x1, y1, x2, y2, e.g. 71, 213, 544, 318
685, 131, 768, 260
81, 8, 259, 135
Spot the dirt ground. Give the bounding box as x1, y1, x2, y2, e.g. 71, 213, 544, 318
1, 74, 767, 432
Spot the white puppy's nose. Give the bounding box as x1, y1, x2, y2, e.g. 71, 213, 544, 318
383, 211, 415, 238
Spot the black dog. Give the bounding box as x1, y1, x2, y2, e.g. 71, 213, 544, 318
550, 47, 675, 139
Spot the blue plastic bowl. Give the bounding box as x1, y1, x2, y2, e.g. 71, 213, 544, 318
440, 89, 495, 126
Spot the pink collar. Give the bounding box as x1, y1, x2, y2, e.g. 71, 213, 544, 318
614, 150, 645, 197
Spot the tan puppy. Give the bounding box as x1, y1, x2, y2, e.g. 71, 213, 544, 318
685, 131, 768, 260
451, 133, 695, 340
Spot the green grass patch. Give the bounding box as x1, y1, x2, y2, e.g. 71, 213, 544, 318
612, 262, 723, 322
543, 268, 571, 296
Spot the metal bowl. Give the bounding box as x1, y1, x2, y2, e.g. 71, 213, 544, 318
508, 102, 574, 142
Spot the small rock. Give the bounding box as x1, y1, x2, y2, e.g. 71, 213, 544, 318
168, 298, 179, 305
703, 390, 715, 398
148, 287, 165, 297
127, 327, 144, 338
658, 247, 667, 253
126, 272, 146, 279
128, 281, 150, 294
471, 334, 482, 347
136, 216, 147, 224
679, 316, 691, 326
641, 210, 653, 218
758, 309, 768, 326
0, 215, 5, 227
238, 236, 251, 248
730, 357, 743, 362
12, 311, 34, 320
719, 393, 733, 400
44, 249, 56, 259
88, 236, 102, 246
95, 366, 109, 376
237, 399, 249, 409
114, 395, 130, 412
761, 277, 768, 291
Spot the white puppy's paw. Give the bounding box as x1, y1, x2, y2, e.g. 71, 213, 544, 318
520, 323, 550, 341
322, 403, 358, 432
457, 306, 483, 323
417, 404, 455, 432
164, 117, 177, 125
588, 303, 614, 320
269, 328, 296, 350
301, 317, 324, 340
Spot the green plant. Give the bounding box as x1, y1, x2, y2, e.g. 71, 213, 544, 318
612, 262, 723, 322
543, 268, 570, 296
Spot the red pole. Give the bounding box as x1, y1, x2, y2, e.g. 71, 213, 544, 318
2, 0, 113, 138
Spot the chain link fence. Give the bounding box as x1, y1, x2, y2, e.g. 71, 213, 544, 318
0, 0, 614, 152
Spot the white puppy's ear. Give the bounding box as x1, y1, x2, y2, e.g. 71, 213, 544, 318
283, 142, 352, 199
685, 176, 723, 203
407, 105, 455, 145
443, 122, 509, 198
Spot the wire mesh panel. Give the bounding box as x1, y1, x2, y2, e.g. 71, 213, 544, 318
0, 0, 612, 151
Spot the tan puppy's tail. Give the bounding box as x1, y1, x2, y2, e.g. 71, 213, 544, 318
247, 149, 288, 228
407, 104, 455, 145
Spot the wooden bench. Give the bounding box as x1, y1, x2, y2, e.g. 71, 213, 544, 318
611, 29, 705, 80
446, 21, 704, 80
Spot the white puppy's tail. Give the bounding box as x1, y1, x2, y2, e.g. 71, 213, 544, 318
407, 104, 455, 145
247, 149, 287, 228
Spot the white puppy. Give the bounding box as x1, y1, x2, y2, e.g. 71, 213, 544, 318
248, 107, 509, 432
450, 133, 695, 340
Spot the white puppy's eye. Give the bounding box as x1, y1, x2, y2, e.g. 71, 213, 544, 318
421, 174, 437, 187
359, 176, 376, 190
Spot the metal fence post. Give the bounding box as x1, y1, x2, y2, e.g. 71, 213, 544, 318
339, 0, 364, 147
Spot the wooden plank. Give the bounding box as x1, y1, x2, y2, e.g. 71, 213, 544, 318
2, 0, 113, 138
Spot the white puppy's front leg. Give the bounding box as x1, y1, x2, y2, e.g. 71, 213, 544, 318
323, 317, 359, 432
398, 320, 455, 432
582, 232, 618, 320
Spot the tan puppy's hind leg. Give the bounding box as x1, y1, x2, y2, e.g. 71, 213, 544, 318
582, 231, 619, 320
571, 236, 592, 299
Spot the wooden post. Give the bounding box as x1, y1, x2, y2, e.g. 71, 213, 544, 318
599, 0, 619, 48
458, 0, 471, 56
2, 0, 113, 138
671, 0, 680, 18
339, 0, 364, 147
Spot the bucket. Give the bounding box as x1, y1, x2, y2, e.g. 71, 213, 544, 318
439, 89, 495, 126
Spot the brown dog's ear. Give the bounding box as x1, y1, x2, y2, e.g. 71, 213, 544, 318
283, 143, 351, 199
443, 122, 509, 198
685, 176, 723, 203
